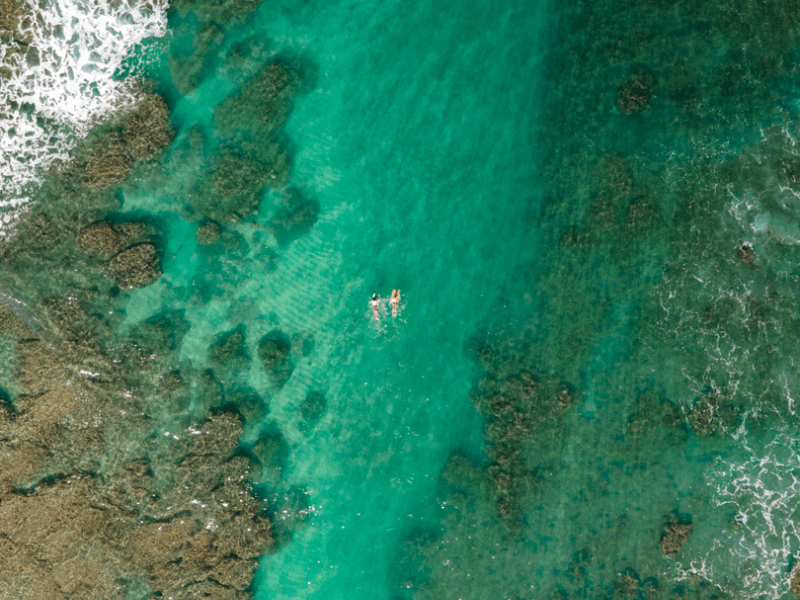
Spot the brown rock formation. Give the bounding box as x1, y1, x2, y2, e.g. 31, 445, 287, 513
197, 220, 222, 245
106, 244, 162, 288
659, 519, 692, 557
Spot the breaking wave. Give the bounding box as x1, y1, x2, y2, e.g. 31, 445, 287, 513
696, 429, 800, 599
0, 0, 168, 226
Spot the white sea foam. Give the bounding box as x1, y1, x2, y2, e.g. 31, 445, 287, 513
0, 0, 169, 228
701, 431, 800, 599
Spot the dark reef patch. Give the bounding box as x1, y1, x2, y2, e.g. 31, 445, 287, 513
258, 329, 294, 388
659, 512, 693, 558
268, 187, 320, 246
209, 325, 251, 375
615, 66, 655, 115
298, 390, 326, 433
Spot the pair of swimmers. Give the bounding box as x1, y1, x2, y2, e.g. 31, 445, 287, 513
370, 289, 401, 320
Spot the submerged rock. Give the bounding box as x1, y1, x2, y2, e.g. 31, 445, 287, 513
253, 434, 288, 481
738, 242, 755, 263
659, 517, 692, 557
209, 326, 250, 373
197, 220, 222, 245
268, 187, 320, 246
82, 134, 132, 189
123, 94, 175, 161
298, 390, 326, 432
106, 244, 162, 289
77, 221, 120, 258
258, 329, 293, 387
226, 386, 268, 423
616, 67, 655, 115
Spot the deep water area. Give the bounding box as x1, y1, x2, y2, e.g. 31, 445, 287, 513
4, 0, 800, 598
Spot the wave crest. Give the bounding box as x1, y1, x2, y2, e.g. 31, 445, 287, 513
0, 0, 168, 224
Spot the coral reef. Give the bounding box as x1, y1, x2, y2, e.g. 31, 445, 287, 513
78, 221, 153, 260
185, 59, 313, 223
659, 514, 692, 557
298, 390, 326, 433
268, 187, 320, 246
257, 329, 293, 388
214, 61, 301, 146
169, 22, 225, 95
196, 220, 222, 245
106, 244, 162, 289
465, 332, 576, 526
80, 93, 174, 190
616, 67, 655, 115
209, 325, 251, 374
124, 94, 175, 162
171, 0, 266, 28
82, 134, 133, 189
686, 389, 743, 437
189, 153, 281, 223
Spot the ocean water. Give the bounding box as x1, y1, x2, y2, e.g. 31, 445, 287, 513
5, 0, 800, 598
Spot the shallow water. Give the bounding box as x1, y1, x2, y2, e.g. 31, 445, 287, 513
5, 0, 800, 598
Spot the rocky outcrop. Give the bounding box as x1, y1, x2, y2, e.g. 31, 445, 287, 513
790, 563, 800, 597
738, 242, 755, 263
106, 244, 162, 289
298, 390, 326, 433
209, 326, 250, 374
0, 414, 272, 600
196, 220, 222, 245
616, 66, 655, 115
659, 515, 692, 557
79, 93, 174, 190
124, 94, 175, 161
258, 329, 293, 387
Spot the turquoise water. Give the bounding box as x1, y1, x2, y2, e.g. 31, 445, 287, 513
123, 0, 552, 597
7, 0, 800, 597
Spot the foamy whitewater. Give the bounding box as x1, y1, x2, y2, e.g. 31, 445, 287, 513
0, 0, 168, 221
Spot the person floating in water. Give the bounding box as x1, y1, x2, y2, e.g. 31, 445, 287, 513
369, 293, 381, 320
389, 289, 401, 317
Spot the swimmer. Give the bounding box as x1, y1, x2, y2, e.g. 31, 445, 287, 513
369, 293, 381, 320
389, 289, 401, 317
